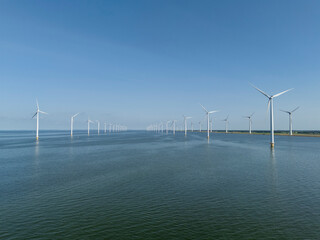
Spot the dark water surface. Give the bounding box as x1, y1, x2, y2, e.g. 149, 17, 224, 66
1, 131, 320, 239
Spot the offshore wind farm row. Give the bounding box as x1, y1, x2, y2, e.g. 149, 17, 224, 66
30, 84, 300, 148
147, 84, 298, 148
32, 99, 127, 141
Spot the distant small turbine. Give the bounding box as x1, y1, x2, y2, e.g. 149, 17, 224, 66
87, 118, 94, 135
191, 122, 194, 132
251, 84, 293, 148
104, 122, 107, 133
32, 99, 48, 141
172, 120, 177, 135
183, 115, 192, 136
243, 113, 254, 134
70, 113, 80, 137
199, 122, 202, 132
96, 121, 100, 135
166, 120, 170, 134
222, 115, 229, 133
280, 107, 299, 135
200, 104, 218, 139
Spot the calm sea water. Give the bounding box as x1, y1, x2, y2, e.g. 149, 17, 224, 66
1, 130, 319, 239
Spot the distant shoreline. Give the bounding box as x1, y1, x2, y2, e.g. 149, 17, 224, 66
172, 130, 320, 138
211, 131, 320, 138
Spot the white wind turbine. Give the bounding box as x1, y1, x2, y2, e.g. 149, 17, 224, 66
200, 104, 218, 139
210, 117, 213, 133
104, 122, 107, 133
243, 113, 254, 134
70, 113, 80, 137
191, 122, 194, 132
166, 120, 170, 134
172, 120, 177, 135
199, 121, 202, 132
32, 99, 48, 141
96, 120, 100, 135
183, 115, 192, 136
87, 118, 94, 135
222, 115, 229, 133
252, 84, 293, 148
280, 107, 299, 136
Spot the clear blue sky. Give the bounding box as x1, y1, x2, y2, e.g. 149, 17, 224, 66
1, 0, 320, 130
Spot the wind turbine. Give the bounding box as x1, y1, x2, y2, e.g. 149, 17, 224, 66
166, 120, 170, 134
210, 117, 213, 133
96, 120, 100, 135
104, 122, 107, 133
70, 113, 80, 137
251, 84, 293, 148
280, 107, 299, 136
222, 115, 229, 133
172, 120, 177, 135
243, 113, 254, 134
183, 115, 192, 136
87, 118, 94, 136
32, 99, 48, 141
200, 104, 218, 139
191, 122, 194, 132
199, 121, 202, 132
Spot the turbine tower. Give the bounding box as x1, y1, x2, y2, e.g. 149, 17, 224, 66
222, 115, 229, 133
172, 120, 177, 135
200, 104, 218, 139
244, 113, 254, 134
96, 120, 100, 135
32, 99, 48, 141
183, 115, 192, 136
104, 122, 107, 133
166, 120, 170, 134
70, 113, 80, 137
252, 84, 293, 148
87, 118, 93, 136
199, 122, 202, 132
280, 107, 299, 136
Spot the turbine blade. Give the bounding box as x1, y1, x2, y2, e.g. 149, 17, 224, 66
36, 99, 39, 110
39, 111, 48, 114
200, 104, 208, 113
72, 112, 80, 118
250, 112, 255, 117
208, 110, 218, 114
273, 88, 293, 98
32, 112, 38, 118
280, 109, 290, 114
266, 99, 270, 117
250, 83, 270, 98
291, 106, 299, 113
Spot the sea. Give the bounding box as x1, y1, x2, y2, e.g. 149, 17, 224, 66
1, 130, 319, 239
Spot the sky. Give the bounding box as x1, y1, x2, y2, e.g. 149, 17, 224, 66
1, 0, 320, 130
